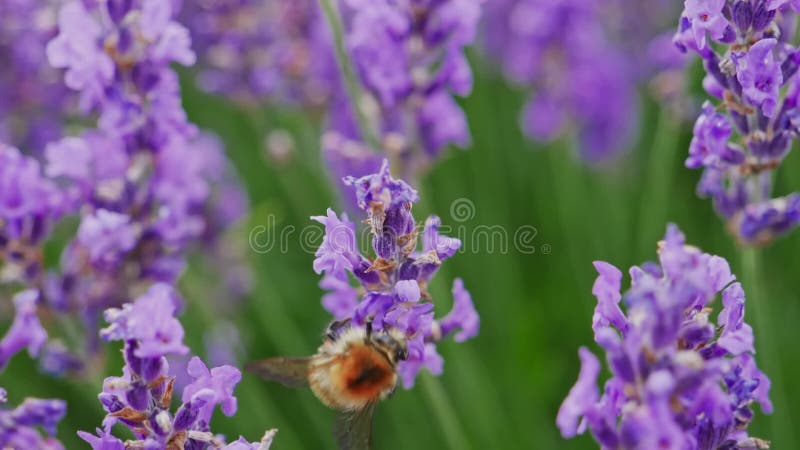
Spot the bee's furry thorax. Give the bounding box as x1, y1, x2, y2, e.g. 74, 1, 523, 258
308, 326, 405, 411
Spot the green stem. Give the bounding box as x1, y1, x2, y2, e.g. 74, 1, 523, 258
420, 374, 473, 450
740, 247, 795, 448
546, 147, 593, 310
317, 0, 381, 151
637, 108, 679, 256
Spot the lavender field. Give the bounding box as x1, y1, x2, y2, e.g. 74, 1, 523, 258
1, 1, 800, 449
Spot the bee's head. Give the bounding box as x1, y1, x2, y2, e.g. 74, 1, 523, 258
324, 319, 351, 341
369, 330, 408, 365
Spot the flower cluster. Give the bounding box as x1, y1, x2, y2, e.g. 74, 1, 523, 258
0, 387, 66, 449
0, 0, 70, 153
79, 283, 276, 449
675, 0, 800, 244
558, 225, 771, 449
184, 0, 340, 108
0, 0, 251, 376
482, 0, 638, 162
0, 145, 64, 285
312, 161, 479, 387
323, 0, 482, 200
483, 0, 689, 163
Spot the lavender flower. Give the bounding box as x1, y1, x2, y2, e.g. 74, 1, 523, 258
0, 389, 66, 450
683, 0, 733, 50
0, 0, 253, 377
483, 0, 687, 163
312, 161, 479, 387
675, 1, 800, 244
323, 0, 481, 199
184, 0, 340, 108
558, 224, 771, 449
83, 286, 275, 449
0, 144, 64, 284
0, 0, 70, 153
483, 0, 631, 162
0, 291, 47, 371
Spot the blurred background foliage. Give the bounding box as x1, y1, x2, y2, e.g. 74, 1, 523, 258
5, 54, 800, 449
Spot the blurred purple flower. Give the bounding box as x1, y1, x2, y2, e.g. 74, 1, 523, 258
184, 0, 339, 108
483, 0, 674, 163
0, 393, 66, 450
2, 0, 254, 377
77, 209, 138, 267
0, 144, 63, 249
0, 0, 72, 153
0, 291, 48, 371
100, 283, 188, 358
324, 0, 481, 200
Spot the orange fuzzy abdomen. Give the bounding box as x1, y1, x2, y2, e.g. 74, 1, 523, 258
334, 345, 395, 402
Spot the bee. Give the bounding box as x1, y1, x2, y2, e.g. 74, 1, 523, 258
247, 320, 409, 450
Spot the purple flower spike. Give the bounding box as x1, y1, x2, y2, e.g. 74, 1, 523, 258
323, 0, 481, 200
678, 2, 800, 245
184, 0, 339, 108
314, 161, 478, 387
484, 0, 666, 163
16, 0, 251, 376
559, 225, 772, 448
88, 300, 272, 446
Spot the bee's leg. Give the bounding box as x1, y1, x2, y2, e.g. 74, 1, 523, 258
365, 318, 373, 338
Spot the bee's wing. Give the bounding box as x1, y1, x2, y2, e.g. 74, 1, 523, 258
246, 357, 311, 388
334, 402, 378, 450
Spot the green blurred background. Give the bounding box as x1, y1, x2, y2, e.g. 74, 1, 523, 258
6, 56, 800, 449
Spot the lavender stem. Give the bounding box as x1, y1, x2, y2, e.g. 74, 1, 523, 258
317, 0, 381, 152
741, 246, 795, 448
420, 374, 472, 450
638, 108, 680, 256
